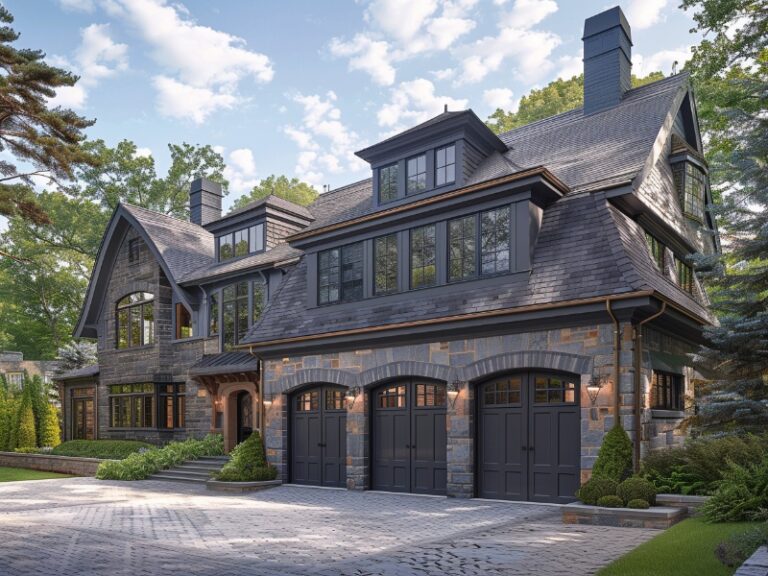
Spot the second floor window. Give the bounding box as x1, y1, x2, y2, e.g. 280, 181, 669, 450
209, 292, 219, 336
128, 238, 141, 263
436, 144, 456, 186
674, 162, 706, 221
410, 224, 437, 289
222, 282, 249, 351
379, 163, 399, 204
645, 233, 665, 269
318, 243, 364, 305
652, 371, 683, 411
374, 233, 398, 295
217, 223, 265, 262
116, 292, 154, 349
676, 257, 694, 294
175, 303, 193, 339
407, 154, 426, 195
480, 206, 511, 275
448, 215, 476, 282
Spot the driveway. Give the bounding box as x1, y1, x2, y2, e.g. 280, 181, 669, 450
0, 478, 655, 575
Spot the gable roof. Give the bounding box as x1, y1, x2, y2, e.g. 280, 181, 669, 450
218, 194, 314, 222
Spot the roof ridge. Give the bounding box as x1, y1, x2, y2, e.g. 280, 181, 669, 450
121, 202, 210, 232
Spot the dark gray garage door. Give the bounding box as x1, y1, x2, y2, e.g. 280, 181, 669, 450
290, 386, 347, 487
477, 372, 580, 503
372, 379, 447, 495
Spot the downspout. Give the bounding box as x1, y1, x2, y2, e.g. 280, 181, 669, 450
632, 302, 667, 473
605, 300, 621, 426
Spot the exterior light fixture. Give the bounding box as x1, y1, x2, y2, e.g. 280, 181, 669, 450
587, 369, 609, 420
345, 386, 360, 408
262, 391, 274, 407
447, 377, 463, 409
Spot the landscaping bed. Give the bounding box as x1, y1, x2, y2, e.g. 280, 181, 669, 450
562, 502, 686, 529
0, 451, 103, 476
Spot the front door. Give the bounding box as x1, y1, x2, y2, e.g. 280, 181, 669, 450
236, 391, 253, 444
372, 379, 447, 495
73, 398, 95, 440
477, 372, 580, 503
290, 386, 347, 487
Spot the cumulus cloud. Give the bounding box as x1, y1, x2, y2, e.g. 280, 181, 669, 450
378, 78, 468, 133
634, 46, 692, 76
328, 34, 395, 86
556, 52, 583, 80
626, 0, 668, 30
57, 0, 95, 11
483, 87, 516, 111
223, 148, 259, 195
134, 147, 153, 158
283, 92, 367, 187
107, 0, 274, 123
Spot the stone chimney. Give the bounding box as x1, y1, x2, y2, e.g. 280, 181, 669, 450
189, 177, 223, 226
582, 6, 633, 115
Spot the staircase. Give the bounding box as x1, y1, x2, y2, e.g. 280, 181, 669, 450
149, 456, 230, 485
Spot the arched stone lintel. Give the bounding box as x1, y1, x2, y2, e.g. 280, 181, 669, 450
457, 351, 592, 382
277, 368, 356, 395
356, 361, 453, 389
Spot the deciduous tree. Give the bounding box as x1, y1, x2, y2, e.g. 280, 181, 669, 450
232, 174, 317, 210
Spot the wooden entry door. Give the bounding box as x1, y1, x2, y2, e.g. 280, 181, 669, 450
72, 396, 95, 440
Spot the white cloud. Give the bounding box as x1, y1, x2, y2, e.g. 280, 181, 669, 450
283, 92, 367, 187
329, 34, 396, 86
49, 23, 127, 109
556, 52, 582, 80
499, 0, 557, 28
378, 78, 468, 133
224, 148, 259, 194
57, 0, 95, 11
626, 0, 668, 30
483, 87, 516, 111
109, 0, 274, 122
634, 46, 692, 76
134, 147, 153, 158
365, 0, 439, 45
431, 67, 456, 81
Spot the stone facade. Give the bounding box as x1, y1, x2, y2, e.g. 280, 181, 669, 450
261, 321, 650, 497
0, 452, 103, 476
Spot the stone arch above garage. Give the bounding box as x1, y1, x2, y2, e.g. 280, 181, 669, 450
356, 361, 453, 389
456, 350, 592, 382
277, 368, 356, 395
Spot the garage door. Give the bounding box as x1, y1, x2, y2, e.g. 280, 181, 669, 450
372, 379, 447, 495
290, 386, 347, 487
477, 372, 580, 503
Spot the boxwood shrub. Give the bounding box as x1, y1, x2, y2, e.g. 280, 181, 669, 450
215, 431, 277, 482
597, 495, 624, 508
627, 498, 650, 509
52, 440, 153, 460
617, 477, 657, 505
592, 425, 633, 482
577, 477, 618, 505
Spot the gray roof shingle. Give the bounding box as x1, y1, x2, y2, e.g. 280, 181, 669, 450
180, 242, 302, 284
55, 364, 99, 381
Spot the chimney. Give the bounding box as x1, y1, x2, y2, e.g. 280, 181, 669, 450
582, 6, 633, 115
189, 177, 223, 226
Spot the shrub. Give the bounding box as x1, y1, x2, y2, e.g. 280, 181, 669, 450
96, 434, 224, 480
16, 402, 36, 449
41, 404, 60, 448
52, 439, 154, 460
215, 431, 278, 482
715, 524, 768, 567
597, 495, 624, 508
702, 457, 768, 523
627, 498, 650, 509
577, 477, 618, 505
13, 447, 40, 454
617, 477, 657, 506
592, 425, 633, 482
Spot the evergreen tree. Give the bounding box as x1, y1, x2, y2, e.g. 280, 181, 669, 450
22, 374, 48, 446
0, 387, 8, 451
55, 341, 97, 373
15, 399, 36, 449
41, 403, 60, 448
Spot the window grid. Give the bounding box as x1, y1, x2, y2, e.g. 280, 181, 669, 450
374, 233, 399, 295
436, 144, 456, 186
483, 377, 522, 406
481, 206, 511, 276
652, 371, 683, 410
645, 233, 665, 269
533, 375, 576, 404
406, 154, 426, 195
379, 163, 399, 203
410, 224, 437, 289
217, 223, 265, 262
448, 215, 477, 282
318, 248, 341, 304
295, 391, 319, 412
108, 383, 155, 428
116, 292, 154, 349
415, 383, 446, 407
128, 238, 141, 264
676, 257, 694, 294
340, 242, 364, 303
325, 389, 345, 411
378, 385, 407, 409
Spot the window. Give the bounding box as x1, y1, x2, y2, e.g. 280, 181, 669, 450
652, 371, 683, 411
217, 223, 265, 261
175, 303, 193, 339
218, 234, 234, 261
109, 383, 155, 428
374, 233, 399, 295
533, 375, 576, 404
209, 292, 219, 336
377, 384, 406, 408
646, 233, 665, 269
325, 389, 345, 411
448, 215, 477, 282
220, 281, 261, 351
234, 228, 249, 257
379, 163, 399, 203
295, 390, 319, 411
676, 257, 694, 294
252, 282, 265, 324
236, 282, 249, 343
674, 162, 706, 221
436, 144, 456, 186
158, 383, 186, 429
483, 377, 522, 405
410, 224, 437, 289
250, 224, 264, 253
415, 383, 446, 407
318, 243, 364, 304
116, 292, 154, 349
128, 238, 141, 264
5, 372, 23, 389
406, 154, 426, 195
481, 206, 511, 275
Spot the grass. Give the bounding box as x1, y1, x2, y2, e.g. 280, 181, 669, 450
0, 466, 73, 482
597, 517, 759, 576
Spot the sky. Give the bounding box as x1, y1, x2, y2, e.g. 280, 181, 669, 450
5, 0, 701, 213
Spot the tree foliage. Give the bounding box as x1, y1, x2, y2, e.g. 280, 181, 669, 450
0, 6, 97, 225
41, 403, 60, 448
56, 341, 97, 373
486, 72, 665, 133
232, 174, 318, 210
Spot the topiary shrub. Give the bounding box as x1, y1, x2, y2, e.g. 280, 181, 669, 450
592, 425, 633, 482
597, 495, 624, 508
617, 476, 657, 505
577, 477, 618, 505
215, 431, 278, 482
627, 498, 650, 509
41, 404, 61, 448
16, 402, 36, 449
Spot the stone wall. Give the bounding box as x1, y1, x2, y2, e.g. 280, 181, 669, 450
0, 452, 103, 476
262, 321, 638, 497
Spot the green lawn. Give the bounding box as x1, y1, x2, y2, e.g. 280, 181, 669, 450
598, 517, 757, 576
0, 466, 73, 482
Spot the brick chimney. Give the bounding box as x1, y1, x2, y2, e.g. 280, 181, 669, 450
583, 6, 633, 115
189, 177, 222, 226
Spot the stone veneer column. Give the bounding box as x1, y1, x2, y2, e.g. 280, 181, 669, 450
346, 389, 368, 490
264, 393, 288, 480
446, 380, 474, 498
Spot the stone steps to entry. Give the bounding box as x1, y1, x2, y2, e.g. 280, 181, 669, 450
149, 456, 230, 485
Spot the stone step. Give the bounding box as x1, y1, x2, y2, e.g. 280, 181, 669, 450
196, 456, 230, 463
147, 456, 230, 484
149, 472, 209, 484
156, 469, 213, 480
175, 463, 223, 472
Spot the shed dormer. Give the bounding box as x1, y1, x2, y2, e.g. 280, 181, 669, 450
355, 110, 507, 210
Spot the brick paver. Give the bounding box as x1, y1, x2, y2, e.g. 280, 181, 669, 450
0, 478, 655, 575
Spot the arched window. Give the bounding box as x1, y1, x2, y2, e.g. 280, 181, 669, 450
116, 292, 154, 349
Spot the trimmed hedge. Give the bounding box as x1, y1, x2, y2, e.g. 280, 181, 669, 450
96, 434, 224, 480
617, 477, 657, 506
592, 425, 633, 482
627, 498, 650, 509
215, 431, 277, 482
52, 440, 153, 460
577, 477, 618, 505
597, 495, 624, 508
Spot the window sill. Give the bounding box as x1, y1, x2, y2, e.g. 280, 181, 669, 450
115, 344, 155, 351
651, 409, 685, 419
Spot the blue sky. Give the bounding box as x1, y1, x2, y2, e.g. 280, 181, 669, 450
6, 0, 700, 212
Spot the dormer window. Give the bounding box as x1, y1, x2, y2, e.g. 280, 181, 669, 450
436, 144, 456, 187
217, 223, 265, 262
645, 233, 665, 269
676, 257, 694, 294
407, 154, 426, 195
379, 163, 399, 204
673, 162, 706, 222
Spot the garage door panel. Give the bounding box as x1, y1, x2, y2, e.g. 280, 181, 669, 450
557, 411, 580, 467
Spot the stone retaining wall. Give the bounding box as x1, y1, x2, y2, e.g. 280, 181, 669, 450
0, 452, 104, 476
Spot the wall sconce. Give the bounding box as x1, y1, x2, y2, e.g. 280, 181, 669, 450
447, 377, 463, 409
345, 386, 360, 408
587, 369, 609, 420
214, 397, 223, 412
262, 391, 274, 407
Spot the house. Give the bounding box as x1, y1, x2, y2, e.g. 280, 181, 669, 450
59, 6, 719, 503
0, 351, 59, 391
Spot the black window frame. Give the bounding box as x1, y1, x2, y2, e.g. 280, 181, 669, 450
158, 383, 186, 429
673, 162, 706, 222
652, 371, 683, 411
410, 223, 437, 289
406, 153, 427, 195
216, 280, 265, 351
216, 223, 266, 262
379, 163, 399, 204
127, 237, 141, 264
435, 143, 456, 187
480, 206, 511, 276
675, 256, 694, 294
175, 302, 193, 340
448, 214, 477, 282
116, 292, 154, 349
373, 233, 399, 296
108, 383, 155, 428
318, 242, 364, 305
645, 233, 665, 270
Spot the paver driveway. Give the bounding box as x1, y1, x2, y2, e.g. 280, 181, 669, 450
0, 477, 655, 575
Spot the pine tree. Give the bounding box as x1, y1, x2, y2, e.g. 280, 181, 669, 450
0, 387, 8, 451
41, 403, 60, 448
55, 341, 97, 373
15, 400, 36, 449
22, 374, 48, 446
